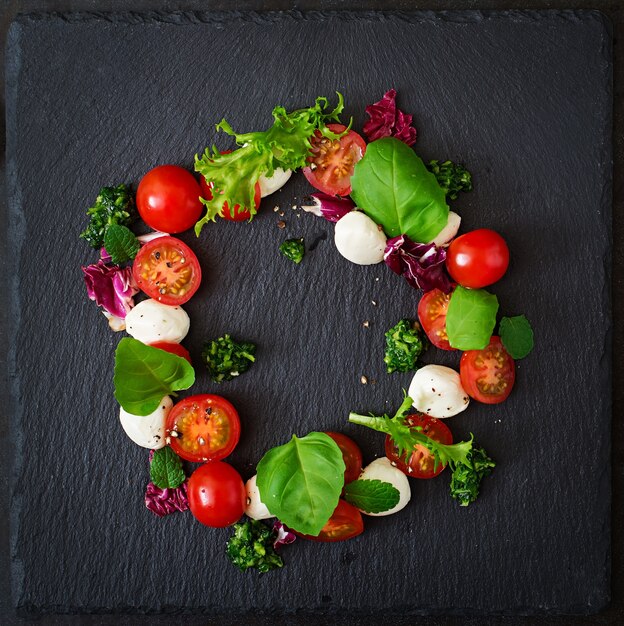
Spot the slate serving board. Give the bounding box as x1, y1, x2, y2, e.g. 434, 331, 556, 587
6, 10, 612, 617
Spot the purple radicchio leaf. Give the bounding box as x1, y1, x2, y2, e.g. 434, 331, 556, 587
300, 192, 355, 223
272, 521, 296, 549
99, 247, 112, 263
384, 234, 453, 293
82, 260, 138, 319
363, 89, 417, 146
145, 480, 189, 517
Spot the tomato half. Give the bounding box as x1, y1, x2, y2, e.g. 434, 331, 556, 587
136, 165, 203, 233
417, 288, 455, 351
298, 499, 364, 542
325, 432, 363, 485
132, 236, 201, 305
446, 228, 510, 289
149, 341, 192, 365
460, 336, 515, 404
165, 394, 240, 463
187, 461, 246, 528
302, 123, 366, 196
385, 413, 453, 479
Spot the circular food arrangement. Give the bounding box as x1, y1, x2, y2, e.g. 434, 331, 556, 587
80, 90, 534, 573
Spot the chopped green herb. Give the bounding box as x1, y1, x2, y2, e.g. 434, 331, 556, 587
427, 160, 473, 200
279, 238, 305, 264
226, 520, 284, 573
383, 319, 427, 373
80, 184, 136, 249
449, 446, 495, 506
103, 224, 140, 264
150, 447, 185, 490
202, 334, 256, 383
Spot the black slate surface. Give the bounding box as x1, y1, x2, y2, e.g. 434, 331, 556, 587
5, 10, 612, 617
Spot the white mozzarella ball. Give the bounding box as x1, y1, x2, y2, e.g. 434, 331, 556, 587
408, 364, 470, 418
429, 211, 461, 247
125, 299, 190, 344
258, 167, 292, 197
245, 474, 274, 520
334, 211, 387, 265
358, 458, 411, 516
119, 396, 172, 449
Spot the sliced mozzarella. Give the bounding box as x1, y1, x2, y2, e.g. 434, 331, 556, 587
119, 395, 172, 449
358, 458, 411, 516
334, 211, 387, 265
429, 211, 461, 247
408, 364, 469, 418
245, 474, 274, 520
125, 299, 190, 344
258, 168, 292, 197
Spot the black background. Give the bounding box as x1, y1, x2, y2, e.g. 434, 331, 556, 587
1, 2, 621, 625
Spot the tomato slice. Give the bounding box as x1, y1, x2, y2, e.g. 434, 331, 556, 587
302, 123, 366, 196
385, 413, 453, 479
325, 432, 363, 485
417, 288, 455, 351
297, 499, 364, 542
460, 336, 515, 404
165, 395, 240, 463
132, 236, 201, 306
148, 341, 192, 365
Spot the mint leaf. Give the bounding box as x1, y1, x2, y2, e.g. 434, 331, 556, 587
256, 432, 345, 536
499, 315, 534, 359
446, 286, 498, 350
344, 479, 400, 514
150, 447, 185, 489
114, 338, 195, 416
103, 224, 140, 264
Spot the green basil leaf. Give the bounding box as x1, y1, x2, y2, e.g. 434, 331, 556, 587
114, 338, 195, 416
103, 224, 140, 263
256, 432, 345, 536
446, 286, 498, 350
150, 447, 185, 489
499, 315, 534, 359
343, 479, 400, 514
350, 137, 448, 243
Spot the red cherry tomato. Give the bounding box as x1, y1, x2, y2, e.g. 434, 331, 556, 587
132, 236, 201, 305
445, 229, 510, 288
136, 165, 203, 233
325, 432, 363, 485
165, 395, 240, 463
297, 499, 364, 542
302, 123, 366, 196
187, 461, 246, 528
460, 336, 515, 404
385, 413, 453, 479
148, 341, 192, 365
417, 288, 455, 351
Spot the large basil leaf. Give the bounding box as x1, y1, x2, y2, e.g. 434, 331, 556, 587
114, 338, 195, 416
256, 432, 345, 536
446, 286, 498, 350
350, 137, 448, 242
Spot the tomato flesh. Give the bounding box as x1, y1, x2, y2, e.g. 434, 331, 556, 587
149, 341, 192, 365
165, 395, 240, 463
132, 236, 201, 306
298, 499, 364, 542
460, 336, 515, 404
417, 288, 455, 351
325, 432, 363, 485
302, 123, 366, 196
385, 413, 453, 479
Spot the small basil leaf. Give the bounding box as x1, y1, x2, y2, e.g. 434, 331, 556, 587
446, 286, 498, 350
344, 479, 400, 514
499, 315, 534, 359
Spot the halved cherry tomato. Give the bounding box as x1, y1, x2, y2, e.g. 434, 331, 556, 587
136, 165, 203, 233
460, 336, 515, 404
297, 499, 364, 542
302, 123, 366, 196
325, 432, 363, 485
417, 288, 455, 351
165, 394, 240, 463
385, 413, 453, 479
132, 236, 201, 306
187, 461, 246, 528
149, 341, 192, 365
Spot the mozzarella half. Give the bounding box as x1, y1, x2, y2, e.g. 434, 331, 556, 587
408, 364, 470, 418
358, 458, 411, 516
429, 211, 461, 247
258, 168, 292, 197
334, 211, 387, 265
125, 299, 190, 344
245, 474, 274, 520
119, 395, 172, 449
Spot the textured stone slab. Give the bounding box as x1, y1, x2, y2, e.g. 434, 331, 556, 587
6, 10, 612, 616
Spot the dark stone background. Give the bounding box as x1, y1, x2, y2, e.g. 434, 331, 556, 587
1, 1, 621, 625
